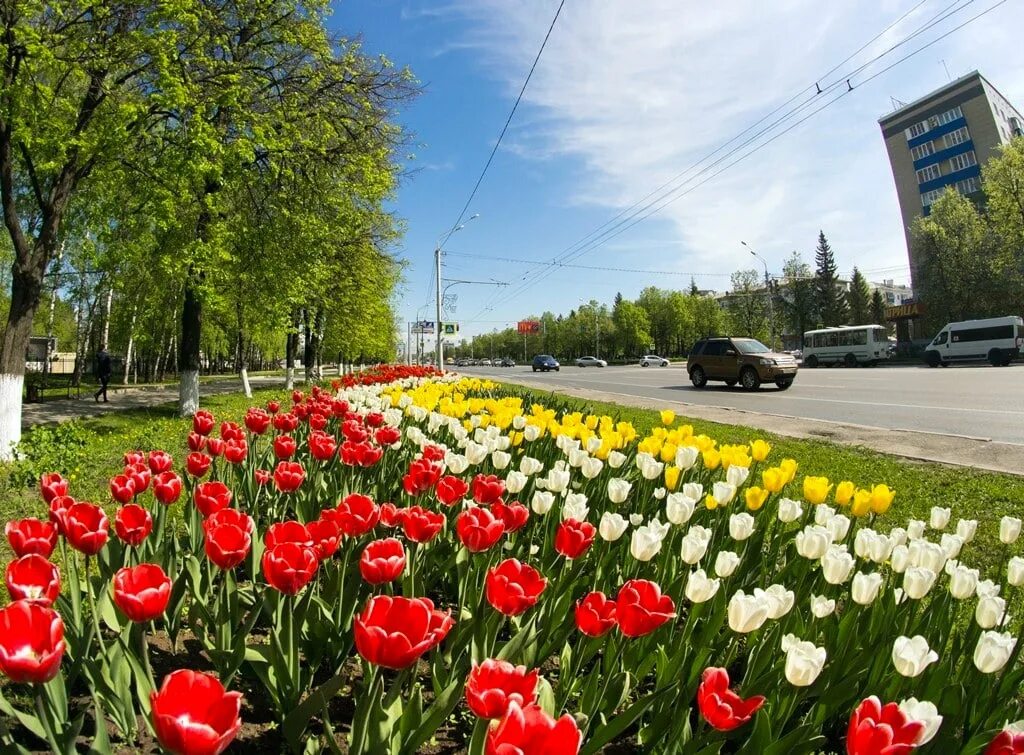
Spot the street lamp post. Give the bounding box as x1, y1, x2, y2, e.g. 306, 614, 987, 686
741, 241, 774, 351
435, 214, 479, 371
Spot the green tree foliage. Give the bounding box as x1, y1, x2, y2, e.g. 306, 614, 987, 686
780, 251, 815, 338
724, 269, 767, 340
847, 267, 872, 325
870, 289, 887, 327
611, 299, 651, 357
814, 231, 848, 327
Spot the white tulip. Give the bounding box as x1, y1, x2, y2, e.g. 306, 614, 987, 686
759, 584, 795, 619
888, 527, 908, 548
680, 526, 712, 564
1008, 556, 1024, 587
512, 414, 526, 430
826, 514, 851, 543
714, 550, 741, 578
635, 452, 655, 470
956, 519, 978, 543
630, 519, 670, 562
598, 512, 629, 542
639, 457, 664, 481
977, 579, 1001, 599
445, 453, 470, 475
727, 590, 770, 633
685, 569, 721, 603
519, 456, 543, 476
504, 471, 528, 495
814, 504, 836, 526
726, 465, 749, 488
607, 450, 627, 469
795, 525, 832, 560
854, 528, 878, 560
682, 482, 704, 501
821, 546, 856, 585
580, 457, 604, 480
629, 513, 644, 527
545, 469, 571, 494
522, 423, 540, 442
976, 595, 1008, 629
810, 595, 836, 618
777, 498, 803, 523
891, 635, 939, 677
586, 435, 603, 454
712, 481, 736, 506
890, 545, 910, 574
902, 567, 938, 600
729, 513, 755, 542
567, 448, 589, 468
893, 588, 907, 605
929, 506, 951, 530
530, 491, 555, 515
908, 540, 946, 574
851, 571, 884, 605
491, 450, 511, 470
907, 519, 926, 540
562, 493, 590, 522
653, 487, 667, 500
607, 478, 632, 505
781, 634, 827, 687
465, 441, 489, 465
675, 446, 700, 470
1000, 516, 1022, 545
557, 436, 581, 454
974, 631, 1016, 673
665, 493, 696, 526
948, 563, 979, 600
898, 698, 943, 746
940, 533, 963, 561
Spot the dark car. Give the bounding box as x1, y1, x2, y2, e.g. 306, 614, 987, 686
499, 357, 516, 367
687, 337, 798, 390
531, 354, 560, 372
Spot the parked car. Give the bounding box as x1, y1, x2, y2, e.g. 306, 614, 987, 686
687, 337, 798, 390
532, 354, 560, 372
575, 356, 607, 368
639, 354, 670, 367
924, 316, 1023, 367
479, 358, 492, 366
499, 357, 516, 367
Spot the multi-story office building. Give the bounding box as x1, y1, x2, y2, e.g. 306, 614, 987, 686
879, 71, 1023, 286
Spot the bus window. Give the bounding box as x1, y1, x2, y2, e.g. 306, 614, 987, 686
852, 330, 866, 346
804, 336, 812, 348
826, 333, 838, 347
933, 331, 948, 346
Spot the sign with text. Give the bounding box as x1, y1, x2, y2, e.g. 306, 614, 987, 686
411, 321, 435, 334
517, 320, 541, 335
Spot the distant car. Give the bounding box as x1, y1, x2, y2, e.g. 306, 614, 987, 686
575, 356, 607, 368
532, 354, 560, 372
479, 358, 492, 366
499, 357, 516, 367
455, 358, 471, 367
687, 336, 798, 390
640, 354, 670, 367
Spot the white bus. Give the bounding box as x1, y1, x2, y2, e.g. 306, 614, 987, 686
801, 325, 891, 368
924, 316, 1024, 367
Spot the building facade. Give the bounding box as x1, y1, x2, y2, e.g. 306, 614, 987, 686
878, 71, 1023, 286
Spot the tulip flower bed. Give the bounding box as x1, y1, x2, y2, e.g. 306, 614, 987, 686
2, 366, 1024, 754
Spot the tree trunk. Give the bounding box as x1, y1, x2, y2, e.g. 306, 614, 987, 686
178, 274, 202, 416
0, 264, 43, 458
235, 298, 251, 398
285, 308, 299, 390
101, 286, 113, 349
123, 305, 138, 385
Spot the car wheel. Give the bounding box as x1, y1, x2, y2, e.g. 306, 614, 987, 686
844, 353, 858, 368
660, 362, 668, 366
641, 362, 648, 367
804, 354, 819, 369
1002, 355, 1012, 366
724, 379, 736, 387
925, 351, 940, 368
532, 367, 537, 372
740, 367, 761, 391
989, 348, 1004, 367
555, 367, 559, 371
690, 366, 707, 388
776, 379, 793, 390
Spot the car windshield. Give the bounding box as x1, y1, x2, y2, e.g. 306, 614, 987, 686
733, 339, 771, 354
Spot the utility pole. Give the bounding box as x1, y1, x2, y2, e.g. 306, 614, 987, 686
742, 241, 775, 350
434, 214, 480, 371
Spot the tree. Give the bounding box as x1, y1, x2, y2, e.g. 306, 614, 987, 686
814, 231, 848, 327
780, 251, 815, 340
847, 267, 872, 325
979, 137, 1024, 316
726, 269, 766, 340
690, 278, 699, 295
870, 289, 887, 326
612, 300, 650, 357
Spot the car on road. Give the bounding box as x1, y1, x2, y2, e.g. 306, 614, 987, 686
532, 354, 560, 372
640, 354, 670, 367
498, 357, 516, 367
479, 358, 492, 366
924, 316, 1024, 367
687, 337, 798, 390
575, 356, 607, 368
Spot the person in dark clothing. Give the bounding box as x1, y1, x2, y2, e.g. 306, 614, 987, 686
95, 347, 112, 403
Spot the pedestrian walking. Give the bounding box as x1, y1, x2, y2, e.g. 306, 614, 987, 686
94, 346, 112, 403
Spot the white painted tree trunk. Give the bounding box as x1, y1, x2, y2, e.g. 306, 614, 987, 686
123, 307, 138, 385
240, 367, 252, 398
285, 367, 294, 390
101, 287, 113, 348
179, 370, 199, 417
0, 374, 23, 461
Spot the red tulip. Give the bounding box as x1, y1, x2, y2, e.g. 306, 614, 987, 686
326, 493, 380, 537
472, 474, 505, 505
115, 504, 153, 547
465, 659, 539, 719
204, 508, 254, 535
206, 438, 225, 458
5, 518, 57, 558
456, 507, 505, 552
266, 400, 281, 414
697, 667, 765, 732
492, 501, 530, 533
151, 669, 242, 755
273, 461, 305, 493
615, 579, 676, 638
123, 450, 146, 467
846, 696, 925, 755
0, 601, 65, 683
307, 518, 341, 560
985, 728, 1024, 755
365, 411, 385, 428
340, 440, 383, 467
379, 502, 403, 528
113, 564, 172, 623
330, 398, 348, 416
422, 445, 446, 462
125, 463, 151, 493
186, 452, 212, 478
47, 495, 75, 535
273, 412, 299, 432
308, 412, 328, 431
374, 426, 401, 446
575, 591, 617, 637
205, 524, 252, 571
262, 543, 318, 595
244, 408, 271, 435
63, 502, 109, 556
264, 520, 312, 549
486, 559, 547, 616
192, 409, 216, 436
109, 474, 137, 504
187, 432, 207, 452
342, 418, 369, 443
436, 476, 470, 506
308, 431, 337, 462
555, 520, 596, 560
194, 481, 232, 518
273, 434, 296, 460
359, 538, 406, 584
219, 421, 244, 443
254, 469, 272, 486
6, 555, 60, 606
153, 472, 183, 505
485, 701, 582, 755
354, 595, 454, 669
39, 472, 68, 504
291, 389, 304, 404
403, 458, 442, 496
401, 506, 445, 543
223, 440, 248, 465
148, 450, 174, 474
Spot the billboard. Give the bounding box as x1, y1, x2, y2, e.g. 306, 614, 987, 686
411, 320, 435, 334
517, 320, 541, 335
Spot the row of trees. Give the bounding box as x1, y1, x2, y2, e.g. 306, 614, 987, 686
0, 2, 415, 457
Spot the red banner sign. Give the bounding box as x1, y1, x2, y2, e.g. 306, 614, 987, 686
517, 321, 541, 335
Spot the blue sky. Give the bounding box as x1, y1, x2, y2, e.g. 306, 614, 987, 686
331, 1, 1024, 343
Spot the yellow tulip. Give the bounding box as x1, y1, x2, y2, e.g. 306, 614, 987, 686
678, 424, 694, 438
749, 439, 771, 462
585, 414, 599, 430
510, 432, 524, 447
664, 465, 681, 491
705, 494, 719, 510
869, 484, 896, 515
762, 467, 785, 494
745, 486, 769, 511
834, 480, 855, 507
803, 476, 833, 505
850, 489, 872, 517
702, 449, 721, 471
660, 409, 676, 426
660, 443, 677, 464
780, 458, 799, 485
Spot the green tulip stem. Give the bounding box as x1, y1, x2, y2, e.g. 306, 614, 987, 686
468, 716, 489, 755
84, 556, 108, 657
137, 622, 157, 692
33, 684, 63, 755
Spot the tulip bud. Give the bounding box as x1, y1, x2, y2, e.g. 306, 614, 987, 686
607, 478, 631, 504
974, 630, 1016, 673
682, 482, 703, 501
851, 571, 884, 605
504, 471, 527, 495
607, 451, 627, 469
956, 519, 978, 543
653, 487, 667, 500
795, 525, 832, 560
821, 546, 855, 585
519, 456, 543, 476
712, 482, 736, 506
1008, 557, 1024, 587
598, 512, 628, 542
580, 457, 603, 480
561, 493, 589, 522
727, 590, 770, 634
630, 520, 669, 562
889, 527, 908, 547
780, 634, 826, 687
777, 498, 803, 523
680, 526, 712, 564
665, 493, 696, 526
725, 465, 749, 488
898, 698, 943, 746
902, 567, 937, 600
728, 513, 755, 542
907, 520, 926, 540
675, 446, 699, 470
825, 514, 851, 543
685, 569, 721, 604
629, 513, 644, 527
810, 595, 836, 618
714, 551, 740, 578
890, 545, 910, 573
759, 584, 794, 619
976, 595, 1008, 629
948, 563, 979, 600
929, 506, 951, 530
1000, 516, 1022, 545
530, 491, 555, 516
814, 504, 836, 526
891, 635, 938, 677
908, 540, 946, 574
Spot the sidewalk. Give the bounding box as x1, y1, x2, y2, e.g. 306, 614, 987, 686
21, 375, 286, 428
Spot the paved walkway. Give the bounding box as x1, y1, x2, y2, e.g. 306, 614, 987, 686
21, 376, 286, 428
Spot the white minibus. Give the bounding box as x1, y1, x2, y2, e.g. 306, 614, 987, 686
801, 325, 891, 368
924, 316, 1024, 367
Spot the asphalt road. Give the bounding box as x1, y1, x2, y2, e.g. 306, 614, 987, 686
458, 362, 1024, 445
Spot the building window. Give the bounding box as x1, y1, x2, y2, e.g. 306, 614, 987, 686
943, 126, 970, 148
916, 164, 941, 183
911, 142, 934, 160
907, 121, 928, 139
949, 151, 977, 172
955, 177, 981, 195
921, 188, 944, 207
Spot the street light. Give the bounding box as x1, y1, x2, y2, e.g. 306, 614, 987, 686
741, 241, 775, 350
435, 214, 480, 370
